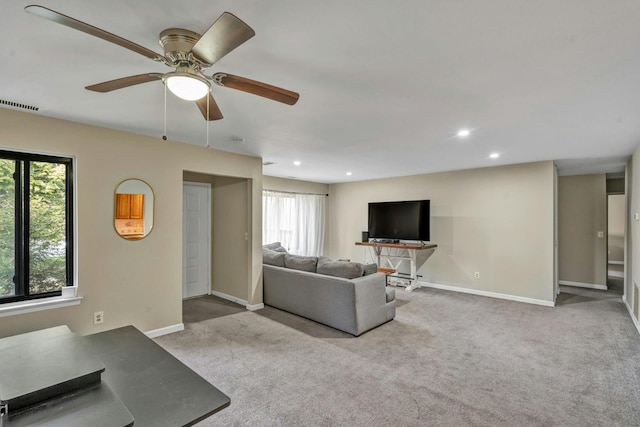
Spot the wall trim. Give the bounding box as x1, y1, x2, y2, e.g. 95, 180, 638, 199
623, 297, 640, 336
145, 323, 184, 339
559, 280, 608, 291
211, 290, 248, 307
246, 303, 265, 311
0, 296, 82, 318
418, 281, 555, 307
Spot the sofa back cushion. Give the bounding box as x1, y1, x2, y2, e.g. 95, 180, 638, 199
284, 254, 318, 273
317, 258, 365, 279
284, 254, 318, 272
263, 248, 286, 267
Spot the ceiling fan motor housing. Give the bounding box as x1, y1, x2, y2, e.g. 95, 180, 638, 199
159, 28, 207, 68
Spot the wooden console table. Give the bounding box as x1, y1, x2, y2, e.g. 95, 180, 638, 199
355, 241, 437, 292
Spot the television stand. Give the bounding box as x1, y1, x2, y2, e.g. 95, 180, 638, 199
355, 241, 437, 292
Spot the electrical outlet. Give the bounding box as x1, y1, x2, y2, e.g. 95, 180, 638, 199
93, 311, 104, 325
473, 272, 480, 279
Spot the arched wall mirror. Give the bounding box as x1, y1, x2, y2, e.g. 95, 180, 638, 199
114, 179, 154, 240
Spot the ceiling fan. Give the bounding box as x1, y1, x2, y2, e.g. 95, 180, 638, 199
24, 5, 300, 121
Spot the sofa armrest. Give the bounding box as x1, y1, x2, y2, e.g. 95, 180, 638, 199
351, 273, 390, 334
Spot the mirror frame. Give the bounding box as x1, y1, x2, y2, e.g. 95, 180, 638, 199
113, 178, 155, 240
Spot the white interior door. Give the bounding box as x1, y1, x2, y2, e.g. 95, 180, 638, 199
183, 182, 211, 299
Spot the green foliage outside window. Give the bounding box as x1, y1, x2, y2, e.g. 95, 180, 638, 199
0, 159, 15, 296
0, 158, 68, 297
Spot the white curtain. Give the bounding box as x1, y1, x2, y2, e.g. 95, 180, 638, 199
263, 190, 325, 256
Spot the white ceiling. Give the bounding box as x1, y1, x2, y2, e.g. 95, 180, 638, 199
2, 1, 639, 183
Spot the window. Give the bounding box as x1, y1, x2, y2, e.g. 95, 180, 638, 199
0, 150, 73, 304
262, 190, 325, 256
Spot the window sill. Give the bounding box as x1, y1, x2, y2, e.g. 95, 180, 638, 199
0, 296, 82, 318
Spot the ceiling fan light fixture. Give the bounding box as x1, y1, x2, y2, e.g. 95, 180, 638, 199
165, 73, 210, 101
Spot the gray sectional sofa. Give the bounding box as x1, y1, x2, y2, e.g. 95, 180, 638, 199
262, 244, 396, 336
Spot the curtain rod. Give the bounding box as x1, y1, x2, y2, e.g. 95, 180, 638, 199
264, 189, 329, 197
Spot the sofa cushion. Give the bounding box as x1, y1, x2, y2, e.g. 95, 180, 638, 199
263, 248, 286, 267
362, 263, 378, 276
317, 258, 364, 279
263, 242, 287, 252
284, 254, 318, 272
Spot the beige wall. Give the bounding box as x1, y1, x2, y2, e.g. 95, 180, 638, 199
628, 152, 640, 319
607, 178, 625, 194
558, 174, 607, 286
212, 177, 249, 299
608, 194, 625, 263
0, 108, 262, 337
327, 161, 555, 303
263, 176, 329, 195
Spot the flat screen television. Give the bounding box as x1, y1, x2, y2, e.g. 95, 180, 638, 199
368, 200, 430, 242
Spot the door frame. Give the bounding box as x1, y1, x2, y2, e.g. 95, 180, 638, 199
182, 181, 212, 299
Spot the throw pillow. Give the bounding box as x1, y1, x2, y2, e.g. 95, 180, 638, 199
284, 254, 318, 272
317, 258, 364, 279
262, 248, 286, 267
263, 242, 287, 252
362, 263, 378, 276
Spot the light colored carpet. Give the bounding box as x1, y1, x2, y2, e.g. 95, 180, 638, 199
155, 286, 640, 426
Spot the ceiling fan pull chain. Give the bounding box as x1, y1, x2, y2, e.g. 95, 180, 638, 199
162, 83, 168, 140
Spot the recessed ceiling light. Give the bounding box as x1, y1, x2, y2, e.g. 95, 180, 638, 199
457, 129, 471, 138
346, 172, 352, 176
489, 153, 500, 159
293, 161, 301, 166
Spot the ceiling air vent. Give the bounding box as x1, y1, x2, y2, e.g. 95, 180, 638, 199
262, 161, 276, 166
0, 99, 39, 112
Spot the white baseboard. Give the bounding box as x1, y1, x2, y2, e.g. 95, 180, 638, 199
246, 303, 265, 311
559, 280, 608, 291
145, 323, 184, 338
623, 297, 640, 336
418, 281, 555, 307
211, 290, 247, 306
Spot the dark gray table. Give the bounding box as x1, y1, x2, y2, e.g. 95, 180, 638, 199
83, 325, 230, 426
1, 325, 229, 427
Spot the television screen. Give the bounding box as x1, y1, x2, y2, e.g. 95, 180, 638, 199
368, 200, 430, 241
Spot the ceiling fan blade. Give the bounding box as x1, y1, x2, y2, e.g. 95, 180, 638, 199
212, 73, 299, 105
85, 73, 163, 92
191, 12, 255, 66
195, 93, 224, 121
25, 5, 164, 61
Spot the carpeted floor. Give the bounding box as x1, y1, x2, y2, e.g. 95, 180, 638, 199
155, 285, 640, 426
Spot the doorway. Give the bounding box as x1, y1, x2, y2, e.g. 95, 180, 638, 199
182, 171, 251, 315
607, 193, 625, 293
183, 182, 211, 299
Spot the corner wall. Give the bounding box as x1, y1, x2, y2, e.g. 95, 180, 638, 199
0, 108, 262, 337
627, 148, 640, 325
327, 161, 555, 304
